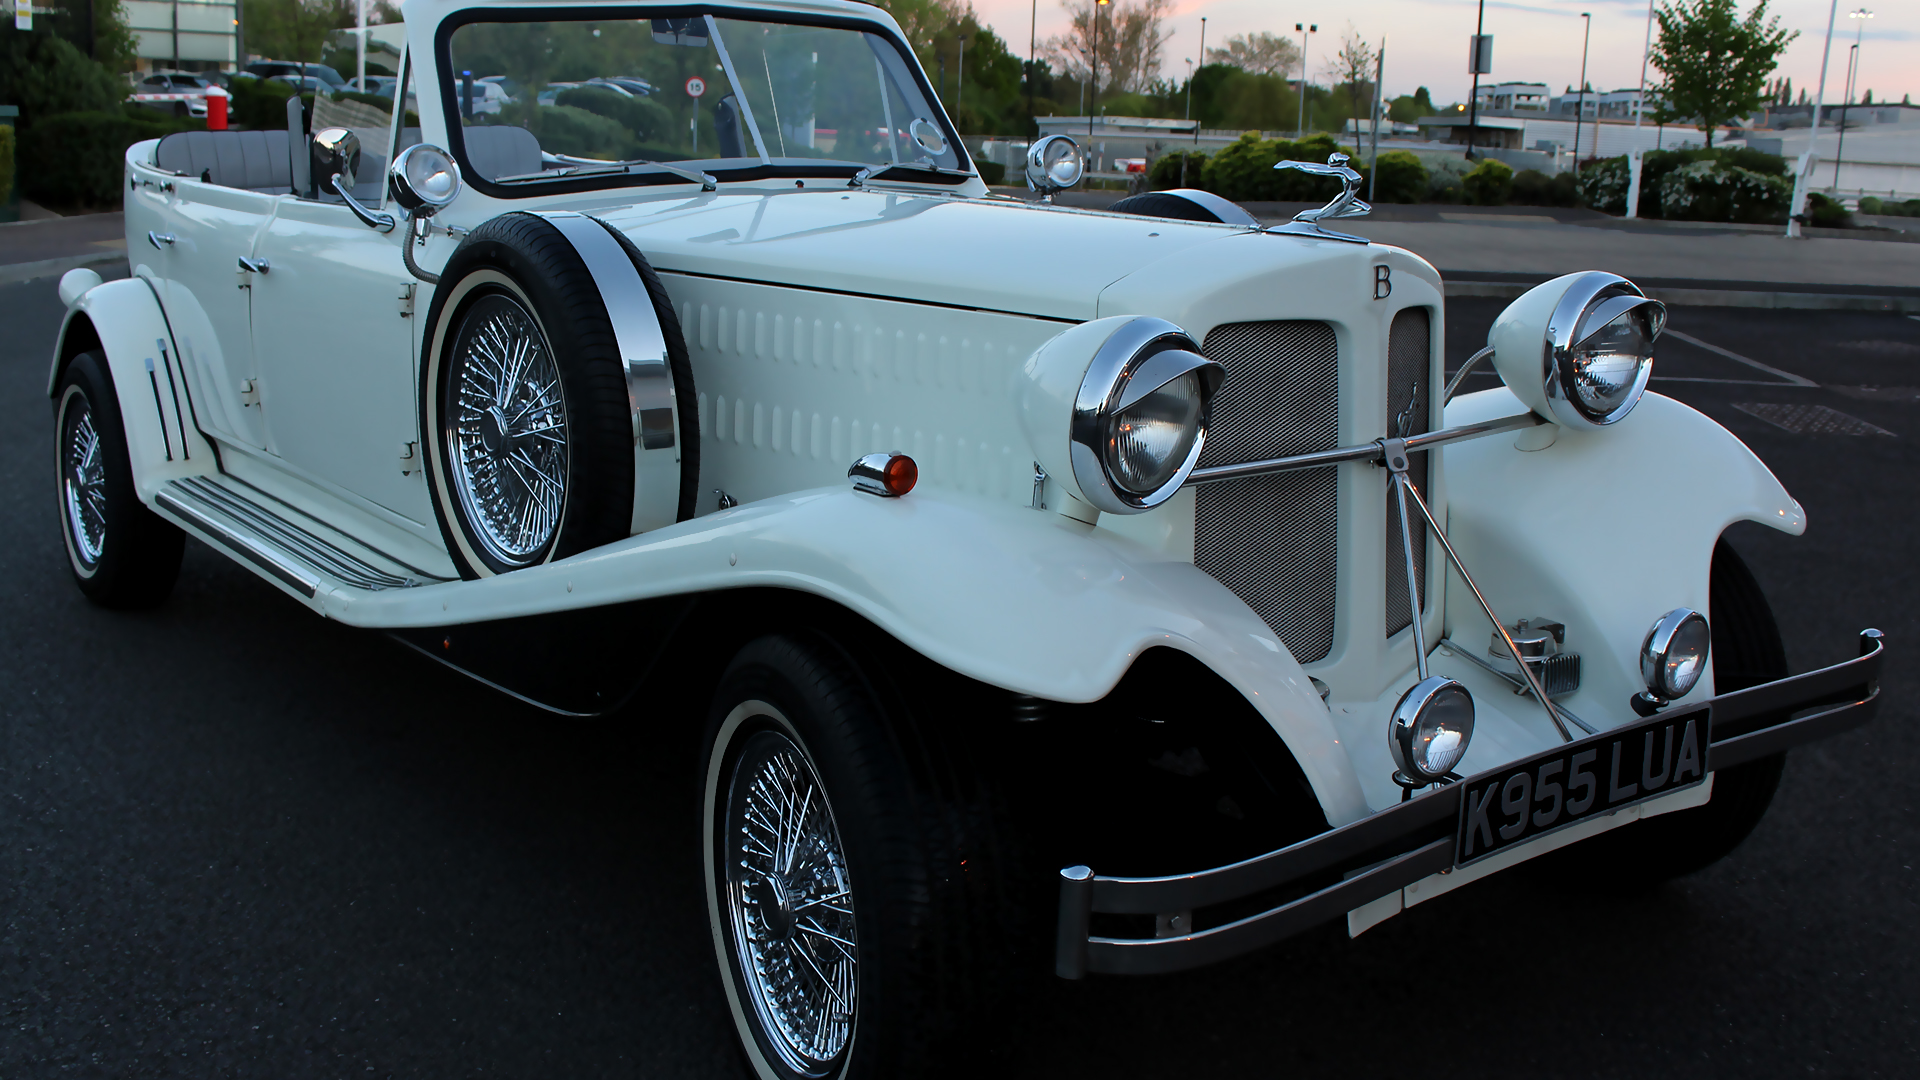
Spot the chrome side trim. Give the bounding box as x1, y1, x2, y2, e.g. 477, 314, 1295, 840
1184, 411, 1543, 487
154, 476, 434, 594
154, 485, 321, 599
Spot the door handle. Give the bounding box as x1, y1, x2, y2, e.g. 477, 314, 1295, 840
237, 257, 270, 274
147, 231, 177, 249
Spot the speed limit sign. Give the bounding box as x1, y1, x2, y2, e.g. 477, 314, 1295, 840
685, 76, 706, 98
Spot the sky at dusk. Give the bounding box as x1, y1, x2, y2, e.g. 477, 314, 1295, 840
968, 0, 1917, 108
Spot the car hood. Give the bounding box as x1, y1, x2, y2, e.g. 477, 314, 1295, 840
590, 189, 1257, 322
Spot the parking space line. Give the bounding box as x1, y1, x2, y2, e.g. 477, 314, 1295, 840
1653, 376, 1814, 385
1664, 328, 1817, 387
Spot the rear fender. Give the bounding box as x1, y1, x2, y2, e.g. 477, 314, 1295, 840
50, 276, 217, 498
1440, 387, 1802, 723
322, 486, 1374, 828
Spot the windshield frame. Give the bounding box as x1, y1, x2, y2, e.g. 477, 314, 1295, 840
434, 3, 976, 200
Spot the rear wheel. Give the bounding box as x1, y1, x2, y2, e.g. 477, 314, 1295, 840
1536, 538, 1789, 888
52, 351, 184, 607
702, 633, 1019, 1080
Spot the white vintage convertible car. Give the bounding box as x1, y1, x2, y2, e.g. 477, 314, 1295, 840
51, 0, 1882, 1075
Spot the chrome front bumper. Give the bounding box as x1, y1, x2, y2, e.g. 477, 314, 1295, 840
1054, 629, 1886, 979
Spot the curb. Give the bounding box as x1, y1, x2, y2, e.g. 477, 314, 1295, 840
0, 251, 129, 287
1444, 279, 1920, 314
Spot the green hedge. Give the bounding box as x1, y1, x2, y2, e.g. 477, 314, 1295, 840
20, 109, 201, 208
1655, 159, 1791, 225
1512, 168, 1578, 207
1859, 196, 1920, 218
1579, 147, 1788, 219
1148, 149, 1209, 190
1369, 151, 1427, 204
0, 125, 15, 205
1461, 158, 1513, 206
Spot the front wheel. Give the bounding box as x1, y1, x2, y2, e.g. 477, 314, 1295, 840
702, 634, 1018, 1080
53, 351, 184, 608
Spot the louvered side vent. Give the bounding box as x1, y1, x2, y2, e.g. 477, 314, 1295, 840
1194, 321, 1341, 664
1385, 307, 1433, 638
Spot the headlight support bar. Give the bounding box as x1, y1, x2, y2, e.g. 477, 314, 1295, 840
1183, 411, 1543, 487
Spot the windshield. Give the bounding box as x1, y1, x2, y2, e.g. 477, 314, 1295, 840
443, 11, 966, 191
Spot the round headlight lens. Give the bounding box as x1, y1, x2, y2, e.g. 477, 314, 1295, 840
1641, 608, 1710, 700
1388, 676, 1476, 783
1107, 368, 1204, 495
391, 143, 462, 213
1568, 304, 1658, 418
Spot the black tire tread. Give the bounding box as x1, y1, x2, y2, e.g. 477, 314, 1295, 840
54, 351, 184, 608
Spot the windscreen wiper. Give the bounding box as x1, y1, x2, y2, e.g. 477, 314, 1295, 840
495, 158, 717, 191
848, 161, 974, 189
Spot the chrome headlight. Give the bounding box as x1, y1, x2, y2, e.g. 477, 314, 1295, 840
1388, 675, 1476, 783
1641, 608, 1710, 700
1026, 134, 1084, 195
390, 143, 462, 215
1488, 271, 1666, 428
1017, 316, 1225, 516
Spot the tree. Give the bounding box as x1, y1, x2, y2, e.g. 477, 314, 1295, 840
1044, 0, 1171, 97
1647, 0, 1796, 147
1388, 86, 1435, 123
1206, 31, 1298, 77
1320, 23, 1375, 130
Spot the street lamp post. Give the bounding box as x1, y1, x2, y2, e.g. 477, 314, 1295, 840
957, 34, 967, 110
1194, 17, 1205, 146
1295, 22, 1317, 138
1834, 8, 1873, 191
1572, 12, 1591, 172
1466, 0, 1487, 159
1636, 0, 1654, 129
1089, 0, 1109, 139
1812, 1, 1839, 142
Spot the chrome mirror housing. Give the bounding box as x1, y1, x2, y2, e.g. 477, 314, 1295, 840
1025, 135, 1084, 197
389, 143, 462, 216
311, 127, 361, 188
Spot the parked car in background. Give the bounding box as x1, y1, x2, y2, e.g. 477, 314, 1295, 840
247, 60, 347, 88
130, 70, 210, 118
350, 75, 400, 95
64, 2, 1885, 1077
268, 75, 336, 94
477, 74, 522, 99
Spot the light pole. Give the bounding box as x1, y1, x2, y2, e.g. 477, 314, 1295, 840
957, 33, 967, 110
1027, 0, 1037, 136
1812, 1, 1839, 143
1834, 9, 1872, 190
1466, 0, 1488, 159
1194, 17, 1206, 146
1572, 12, 1591, 172
1635, 0, 1654, 129
1295, 22, 1317, 137
1089, 0, 1110, 139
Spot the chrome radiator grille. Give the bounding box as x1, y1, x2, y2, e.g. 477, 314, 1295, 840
1384, 307, 1432, 637
1194, 321, 1341, 663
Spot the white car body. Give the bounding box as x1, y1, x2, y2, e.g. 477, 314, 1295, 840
56, 0, 1877, 1011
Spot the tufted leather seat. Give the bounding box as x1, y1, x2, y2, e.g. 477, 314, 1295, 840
156, 130, 296, 193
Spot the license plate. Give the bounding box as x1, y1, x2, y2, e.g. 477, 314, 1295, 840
1456, 703, 1711, 866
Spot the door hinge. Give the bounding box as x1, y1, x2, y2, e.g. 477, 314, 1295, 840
398, 441, 418, 475
238, 378, 260, 407
397, 282, 416, 317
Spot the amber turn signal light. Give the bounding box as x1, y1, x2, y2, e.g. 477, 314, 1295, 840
849, 452, 918, 497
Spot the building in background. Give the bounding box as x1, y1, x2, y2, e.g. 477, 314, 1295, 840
124, 0, 241, 73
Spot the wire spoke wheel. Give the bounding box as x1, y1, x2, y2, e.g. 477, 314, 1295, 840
724, 730, 858, 1076
61, 394, 108, 568
446, 292, 569, 568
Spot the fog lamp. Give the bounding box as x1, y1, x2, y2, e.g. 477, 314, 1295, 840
1640, 608, 1710, 701
1388, 675, 1476, 784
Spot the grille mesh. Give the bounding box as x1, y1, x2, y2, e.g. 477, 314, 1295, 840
1195, 321, 1341, 663
1384, 308, 1432, 637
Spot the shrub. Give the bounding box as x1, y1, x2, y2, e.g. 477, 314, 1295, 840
0, 124, 14, 205
1424, 157, 1467, 203
1462, 158, 1513, 206
977, 160, 1005, 185
1577, 156, 1631, 214
1149, 150, 1210, 191
1657, 160, 1790, 224
556, 85, 672, 143
1368, 150, 1426, 204
512, 103, 629, 159
1511, 168, 1578, 207
20, 110, 197, 208
1804, 192, 1851, 228
0, 32, 124, 127
1201, 131, 1354, 203
228, 75, 297, 130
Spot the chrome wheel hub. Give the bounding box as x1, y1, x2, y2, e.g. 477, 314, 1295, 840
724, 730, 857, 1075
446, 293, 568, 568
61, 395, 107, 567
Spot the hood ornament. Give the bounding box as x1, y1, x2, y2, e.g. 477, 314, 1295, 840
1268, 153, 1372, 245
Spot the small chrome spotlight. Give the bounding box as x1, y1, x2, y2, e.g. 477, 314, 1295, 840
1388, 675, 1476, 790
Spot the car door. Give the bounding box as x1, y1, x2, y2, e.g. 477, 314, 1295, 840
137, 170, 273, 449
245, 187, 431, 525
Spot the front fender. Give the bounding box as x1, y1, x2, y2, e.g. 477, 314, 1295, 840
328, 486, 1372, 828
51, 276, 216, 498
1441, 387, 1802, 723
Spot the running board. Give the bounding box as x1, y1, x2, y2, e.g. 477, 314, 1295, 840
154, 476, 444, 598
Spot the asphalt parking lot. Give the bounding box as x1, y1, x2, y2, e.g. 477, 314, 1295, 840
4, 272, 1916, 1078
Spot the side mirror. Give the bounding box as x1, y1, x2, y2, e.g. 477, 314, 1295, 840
389, 143, 463, 217
311, 127, 361, 188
